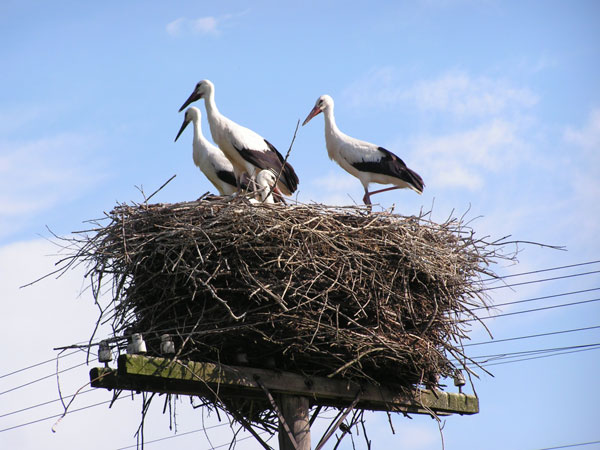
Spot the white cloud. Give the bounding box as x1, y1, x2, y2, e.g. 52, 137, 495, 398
409, 119, 524, 190
166, 16, 220, 37
343, 68, 538, 118
409, 72, 538, 117
562, 108, 600, 241
299, 171, 364, 206
564, 108, 600, 150
0, 132, 106, 238
343, 67, 402, 109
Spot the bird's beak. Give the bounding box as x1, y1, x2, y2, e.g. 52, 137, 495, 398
178, 90, 202, 112
302, 105, 322, 126
174, 118, 190, 142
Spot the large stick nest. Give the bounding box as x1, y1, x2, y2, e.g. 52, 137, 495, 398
71, 196, 507, 425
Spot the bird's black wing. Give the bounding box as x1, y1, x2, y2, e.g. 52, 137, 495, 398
234, 140, 299, 194
351, 147, 424, 193
215, 169, 238, 189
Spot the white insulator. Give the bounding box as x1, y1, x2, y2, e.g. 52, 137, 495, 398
98, 340, 112, 363
454, 370, 466, 387
160, 334, 175, 355
127, 333, 147, 354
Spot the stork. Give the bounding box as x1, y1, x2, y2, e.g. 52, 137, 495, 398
249, 169, 278, 204
174, 106, 239, 195
178, 80, 299, 197
302, 95, 424, 206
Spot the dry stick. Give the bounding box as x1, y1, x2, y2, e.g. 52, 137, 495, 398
264, 119, 300, 204
197, 278, 246, 321
51, 370, 112, 432
314, 391, 362, 450
254, 376, 299, 450
309, 405, 323, 427
226, 408, 275, 450
144, 174, 177, 204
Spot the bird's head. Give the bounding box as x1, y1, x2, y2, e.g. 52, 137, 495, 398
256, 169, 278, 203
178, 79, 214, 112
256, 169, 278, 188
174, 107, 201, 142
302, 95, 333, 126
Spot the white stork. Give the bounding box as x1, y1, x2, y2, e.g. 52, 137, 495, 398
254, 169, 277, 204
179, 80, 299, 197
302, 95, 424, 206
174, 107, 239, 195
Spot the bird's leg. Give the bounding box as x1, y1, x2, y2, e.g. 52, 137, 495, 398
362, 187, 373, 212
362, 191, 372, 205
367, 186, 403, 198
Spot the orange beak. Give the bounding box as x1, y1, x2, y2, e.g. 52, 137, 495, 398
302, 105, 322, 126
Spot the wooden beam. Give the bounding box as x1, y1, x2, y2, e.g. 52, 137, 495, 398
90, 355, 479, 416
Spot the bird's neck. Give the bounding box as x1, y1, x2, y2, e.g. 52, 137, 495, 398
192, 120, 210, 148
203, 92, 221, 120
191, 121, 207, 166
323, 107, 341, 140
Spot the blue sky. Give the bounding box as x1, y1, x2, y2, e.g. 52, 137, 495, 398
1, 1, 599, 449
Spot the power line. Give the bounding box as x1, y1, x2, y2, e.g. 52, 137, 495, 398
531, 439, 600, 450
471, 287, 600, 312
463, 342, 600, 365
481, 260, 600, 282
480, 344, 600, 367
0, 361, 89, 397
480, 270, 600, 292
463, 297, 600, 323
464, 324, 600, 347
0, 388, 95, 419
0, 396, 126, 433
114, 423, 231, 450
0, 350, 81, 380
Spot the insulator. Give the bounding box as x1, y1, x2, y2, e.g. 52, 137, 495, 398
454, 370, 466, 387
127, 333, 147, 354
160, 334, 175, 355
98, 340, 112, 363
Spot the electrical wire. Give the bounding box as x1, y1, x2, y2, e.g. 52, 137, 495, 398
481, 260, 600, 282
470, 287, 600, 312
0, 350, 81, 380
458, 342, 600, 366
479, 270, 600, 292
114, 423, 230, 450
0, 388, 95, 419
464, 324, 600, 347
462, 297, 600, 323
532, 439, 600, 450
0, 396, 127, 433
480, 344, 600, 367
0, 361, 89, 397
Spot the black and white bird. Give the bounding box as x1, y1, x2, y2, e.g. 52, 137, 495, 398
251, 169, 278, 204
174, 106, 239, 195
302, 95, 424, 206
179, 80, 299, 197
